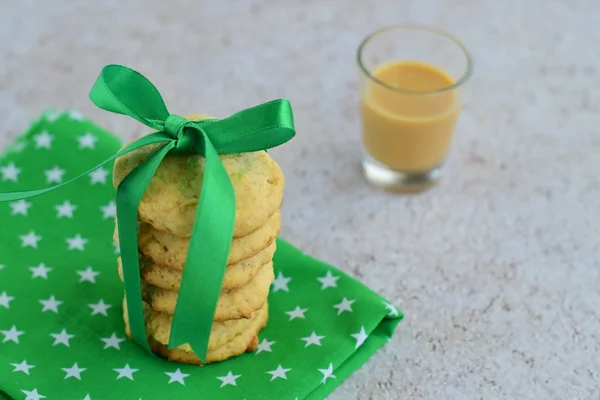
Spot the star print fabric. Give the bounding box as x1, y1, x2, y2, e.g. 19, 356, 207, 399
0, 110, 402, 400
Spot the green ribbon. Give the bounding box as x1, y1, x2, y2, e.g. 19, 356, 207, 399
0, 64, 295, 363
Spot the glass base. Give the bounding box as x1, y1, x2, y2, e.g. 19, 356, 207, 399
361, 156, 442, 193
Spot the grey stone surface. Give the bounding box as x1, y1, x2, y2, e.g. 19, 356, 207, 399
1, 0, 599, 398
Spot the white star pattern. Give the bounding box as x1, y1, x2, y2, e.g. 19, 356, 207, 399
21, 389, 45, 400
318, 363, 336, 385
77, 266, 100, 283
272, 271, 291, 292
10, 199, 31, 216
255, 338, 275, 354
285, 306, 308, 321
114, 364, 138, 380
62, 363, 86, 380
101, 333, 125, 350
1, 162, 20, 182
33, 131, 54, 149
0, 264, 4, 271
165, 368, 190, 385
383, 301, 399, 317
217, 371, 241, 387
351, 326, 368, 349
45, 110, 61, 122
333, 297, 355, 315
11, 360, 35, 375
40, 295, 63, 313
20, 231, 42, 248
44, 165, 66, 183
113, 242, 120, 255
30, 263, 52, 279
317, 271, 340, 289
101, 201, 117, 219
89, 168, 108, 184
77, 133, 97, 149
55, 200, 77, 218
68, 110, 84, 120
301, 332, 325, 348
67, 234, 88, 251
266, 364, 291, 381
89, 299, 112, 316
83, 395, 92, 400
1, 325, 25, 343
50, 329, 74, 347
0, 291, 14, 309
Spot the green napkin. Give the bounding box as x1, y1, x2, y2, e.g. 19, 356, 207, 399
0, 110, 402, 400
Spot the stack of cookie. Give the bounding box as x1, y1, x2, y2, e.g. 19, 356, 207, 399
112, 115, 283, 365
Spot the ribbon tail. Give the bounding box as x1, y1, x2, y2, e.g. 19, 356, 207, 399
118, 140, 176, 352
168, 134, 236, 363
0, 132, 173, 202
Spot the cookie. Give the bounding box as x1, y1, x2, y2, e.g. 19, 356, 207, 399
117, 241, 276, 291
137, 211, 280, 270
112, 114, 285, 238
122, 296, 264, 352
149, 304, 265, 352
123, 298, 268, 365
142, 262, 274, 321
147, 334, 260, 366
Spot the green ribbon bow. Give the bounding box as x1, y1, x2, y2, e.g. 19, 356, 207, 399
0, 64, 295, 363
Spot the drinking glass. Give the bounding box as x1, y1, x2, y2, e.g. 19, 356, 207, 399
357, 25, 472, 192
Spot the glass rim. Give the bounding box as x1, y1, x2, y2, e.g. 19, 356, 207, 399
357, 24, 473, 95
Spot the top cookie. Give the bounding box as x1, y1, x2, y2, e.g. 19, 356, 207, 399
112, 114, 285, 238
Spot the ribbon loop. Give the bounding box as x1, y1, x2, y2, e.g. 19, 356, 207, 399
89, 64, 170, 131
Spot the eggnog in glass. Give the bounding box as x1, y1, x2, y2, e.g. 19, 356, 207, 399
357, 25, 472, 192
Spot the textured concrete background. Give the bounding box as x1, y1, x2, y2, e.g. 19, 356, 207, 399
1, 0, 599, 398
